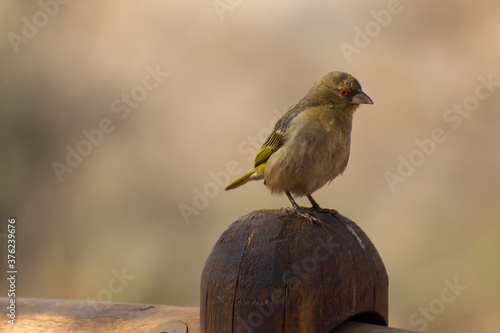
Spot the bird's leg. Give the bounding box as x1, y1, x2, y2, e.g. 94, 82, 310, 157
285, 191, 324, 227
306, 194, 321, 210
285, 190, 301, 211
306, 194, 340, 216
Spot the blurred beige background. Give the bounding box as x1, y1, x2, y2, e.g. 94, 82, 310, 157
1, 1, 499, 332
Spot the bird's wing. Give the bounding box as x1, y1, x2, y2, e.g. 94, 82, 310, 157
254, 106, 303, 168
254, 130, 285, 167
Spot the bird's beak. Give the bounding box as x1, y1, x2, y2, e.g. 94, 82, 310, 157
351, 91, 373, 105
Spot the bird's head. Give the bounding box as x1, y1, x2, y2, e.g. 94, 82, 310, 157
305, 71, 373, 111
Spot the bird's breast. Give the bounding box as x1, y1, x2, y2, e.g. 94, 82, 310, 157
264, 109, 352, 196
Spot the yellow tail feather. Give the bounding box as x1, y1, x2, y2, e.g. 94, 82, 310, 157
225, 164, 265, 190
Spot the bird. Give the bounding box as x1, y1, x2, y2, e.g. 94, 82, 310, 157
225, 71, 373, 223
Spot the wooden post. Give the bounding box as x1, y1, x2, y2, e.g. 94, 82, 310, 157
200, 208, 390, 333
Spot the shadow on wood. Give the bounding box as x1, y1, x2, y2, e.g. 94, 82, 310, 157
200, 208, 389, 333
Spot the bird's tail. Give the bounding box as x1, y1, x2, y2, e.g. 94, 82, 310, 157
225, 164, 265, 190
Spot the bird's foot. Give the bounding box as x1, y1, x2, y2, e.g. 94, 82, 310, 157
320, 208, 339, 217
280, 206, 295, 213
294, 208, 326, 228
283, 191, 325, 227
280, 206, 325, 227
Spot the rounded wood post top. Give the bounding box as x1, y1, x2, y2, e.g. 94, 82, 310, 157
201, 208, 388, 333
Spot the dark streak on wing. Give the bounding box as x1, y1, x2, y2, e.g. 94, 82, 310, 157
254, 105, 304, 168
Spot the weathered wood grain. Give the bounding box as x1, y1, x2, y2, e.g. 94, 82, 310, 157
0, 297, 199, 333
200, 208, 389, 333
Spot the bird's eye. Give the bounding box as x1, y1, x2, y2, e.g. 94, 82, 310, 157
340, 89, 348, 96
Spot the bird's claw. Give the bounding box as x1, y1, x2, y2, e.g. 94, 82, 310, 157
295, 209, 327, 228
280, 206, 295, 213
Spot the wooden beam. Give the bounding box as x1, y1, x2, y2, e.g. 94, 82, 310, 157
0, 297, 200, 332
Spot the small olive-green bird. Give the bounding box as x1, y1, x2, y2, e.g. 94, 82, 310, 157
225, 71, 373, 221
